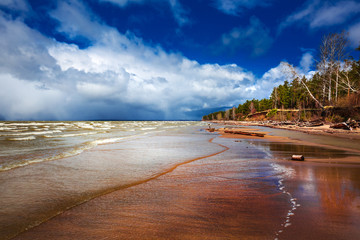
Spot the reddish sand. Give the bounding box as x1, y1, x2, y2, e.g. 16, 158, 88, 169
12, 127, 360, 240
212, 127, 360, 164
15, 139, 289, 240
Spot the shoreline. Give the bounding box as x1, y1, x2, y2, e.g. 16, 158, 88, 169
206, 120, 360, 140
206, 123, 360, 165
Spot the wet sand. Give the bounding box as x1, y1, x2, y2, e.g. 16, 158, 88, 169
13, 128, 360, 240
14, 138, 290, 240
1, 130, 224, 240
216, 126, 360, 159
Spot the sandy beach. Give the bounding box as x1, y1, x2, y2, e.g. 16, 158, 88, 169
210, 120, 360, 140
8, 123, 360, 240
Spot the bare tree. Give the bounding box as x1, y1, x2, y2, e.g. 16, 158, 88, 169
281, 62, 324, 109
225, 109, 230, 120
317, 32, 348, 103
339, 59, 360, 95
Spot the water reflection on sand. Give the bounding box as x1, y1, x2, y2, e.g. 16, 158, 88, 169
10, 125, 360, 240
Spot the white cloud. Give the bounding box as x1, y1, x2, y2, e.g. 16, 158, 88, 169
310, 1, 360, 28
0, 74, 66, 120
219, 16, 273, 56
50, 0, 110, 41
213, 0, 271, 15
0, 0, 30, 13
299, 52, 314, 73
99, 0, 189, 26
348, 21, 360, 48
278, 0, 360, 34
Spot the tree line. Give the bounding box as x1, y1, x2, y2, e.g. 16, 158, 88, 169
203, 32, 360, 121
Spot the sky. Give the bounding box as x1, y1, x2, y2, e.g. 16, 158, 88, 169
0, 0, 359, 120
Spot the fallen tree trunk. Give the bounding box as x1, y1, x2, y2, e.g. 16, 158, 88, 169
330, 122, 351, 130
224, 130, 265, 137
306, 122, 324, 127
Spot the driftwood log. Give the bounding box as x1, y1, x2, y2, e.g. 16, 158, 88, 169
291, 155, 304, 161
224, 130, 265, 137
330, 122, 351, 130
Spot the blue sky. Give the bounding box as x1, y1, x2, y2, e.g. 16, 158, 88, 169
0, 0, 359, 120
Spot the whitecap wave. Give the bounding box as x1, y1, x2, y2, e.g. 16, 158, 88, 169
43, 132, 98, 138
1, 130, 62, 136
8, 136, 36, 141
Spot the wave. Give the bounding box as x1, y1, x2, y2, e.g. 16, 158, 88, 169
43, 132, 98, 138
7, 136, 36, 141
0, 134, 140, 171
0, 127, 17, 131
0, 130, 62, 136
0, 146, 90, 171
139, 127, 157, 131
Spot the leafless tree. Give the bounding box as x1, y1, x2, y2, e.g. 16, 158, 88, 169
317, 31, 348, 103
232, 106, 236, 120
281, 62, 324, 109
339, 59, 360, 95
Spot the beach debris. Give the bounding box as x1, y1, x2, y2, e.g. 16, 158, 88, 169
305, 119, 324, 127
224, 130, 265, 137
291, 155, 304, 161
330, 122, 351, 130
207, 123, 216, 132
346, 118, 358, 129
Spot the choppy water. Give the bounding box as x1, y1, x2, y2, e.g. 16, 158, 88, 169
0, 121, 204, 171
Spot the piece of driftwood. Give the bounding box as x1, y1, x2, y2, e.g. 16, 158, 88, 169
306, 122, 324, 127
346, 118, 358, 129
330, 122, 351, 130
224, 130, 265, 137
291, 155, 304, 161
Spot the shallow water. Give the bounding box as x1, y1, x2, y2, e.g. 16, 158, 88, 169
255, 126, 360, 152
2, 122, 360, 239
0, 122, 218, 239
0, 121, 204, 171
248, 140, 360, 160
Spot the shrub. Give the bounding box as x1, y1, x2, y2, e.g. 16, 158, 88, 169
266, 109, 278, 119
